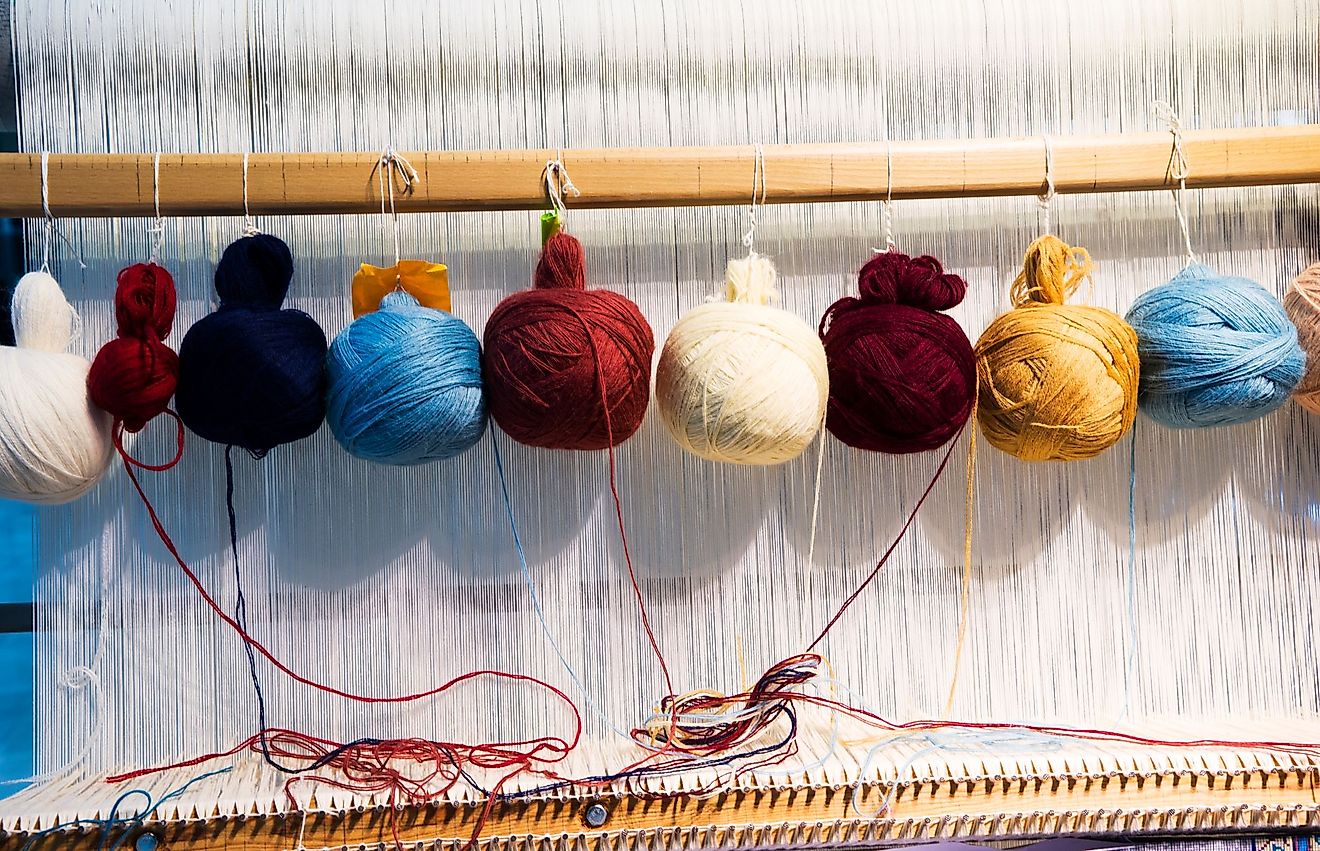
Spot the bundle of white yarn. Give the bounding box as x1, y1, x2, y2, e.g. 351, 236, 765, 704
655, 254, 828, 465
0, 271, 113, 503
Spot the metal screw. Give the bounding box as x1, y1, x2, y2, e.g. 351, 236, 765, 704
134, 833, 161, 851
583, 803, 610, 828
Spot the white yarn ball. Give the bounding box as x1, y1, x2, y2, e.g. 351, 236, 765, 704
656, 254, 828, 465
0, 271, 113, 503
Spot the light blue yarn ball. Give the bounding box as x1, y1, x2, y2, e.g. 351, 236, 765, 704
1124, 265, 1305, 429
326, 291, 487, 464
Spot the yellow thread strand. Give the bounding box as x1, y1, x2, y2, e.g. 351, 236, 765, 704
943, 404, 977, 718
736, 634, 749, 692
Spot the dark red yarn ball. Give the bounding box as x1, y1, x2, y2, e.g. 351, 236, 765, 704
819, 251, 975, 454
88, 263, 180, 433
483, 232, 654, 450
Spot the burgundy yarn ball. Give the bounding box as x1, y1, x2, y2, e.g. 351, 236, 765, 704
818, 251, 975, 454
482, 231, 654, 450
87, 263, 180, 433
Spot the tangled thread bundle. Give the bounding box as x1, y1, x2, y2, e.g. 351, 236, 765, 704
176, 234, 328, 455
327, 288, 486, 465
483, 232, 653, 450
820, 251, 976, 454
1126, 265, 1304, 428
88, 263, 179, 434
975, 235, 1139, 461
0, 271, 113, 502
1283, 262, 1320, 414
656, 254, 828, 465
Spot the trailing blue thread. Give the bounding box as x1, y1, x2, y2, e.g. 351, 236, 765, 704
490, 429, 635, 742
853, 727, 1067, 818
326, 291, 486, 464
1125, 265, 1304, 428
21, 767, 232, 851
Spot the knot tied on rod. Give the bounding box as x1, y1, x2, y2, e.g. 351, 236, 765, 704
483, 230, 654, 450
1126, 265, 1304, 428
820, 251, 976, 453
975, 235, 1139, 461
176, 233, 328, 455
656, 254, 828, 464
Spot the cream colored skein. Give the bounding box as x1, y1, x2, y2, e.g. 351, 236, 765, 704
0, 271, 113, 503
655, 253, 828, 464
1284, 262, 1320, 414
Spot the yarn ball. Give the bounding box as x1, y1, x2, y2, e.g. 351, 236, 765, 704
819, 251, 975, 453
655, 254, 828, 465
88, 263, 179, 433
483, 231, 653, 450
1126, 265, 1304, 428
0, 271, 113, 503
975, 235, 1139, 461
326, 291, 486, 464
176, 234, 328, 455
1281, 263, 1320, 414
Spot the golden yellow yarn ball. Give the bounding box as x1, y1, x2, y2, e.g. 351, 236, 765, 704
1283, 262, 1320, 414
974, 235, 1139, 461
655, 254, 828, 465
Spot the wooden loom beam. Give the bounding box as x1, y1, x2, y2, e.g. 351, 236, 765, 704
0, 124, 1317, 218
2, 766, 1317, 850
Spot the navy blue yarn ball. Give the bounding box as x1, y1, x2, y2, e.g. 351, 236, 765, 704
326, 291, 487, 465
176, 234, 328, 455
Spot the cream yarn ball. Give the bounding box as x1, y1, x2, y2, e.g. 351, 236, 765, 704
0, 271, 113, 503
655, 254, 828, 464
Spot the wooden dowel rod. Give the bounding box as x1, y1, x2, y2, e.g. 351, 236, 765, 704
0, 125, 1316, 218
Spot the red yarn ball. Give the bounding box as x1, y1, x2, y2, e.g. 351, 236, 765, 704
483, 232, 654, 450
819, 251, 975, 454
88, 263, 180, 433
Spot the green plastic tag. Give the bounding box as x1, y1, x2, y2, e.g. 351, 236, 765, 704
540, 210, 562, 245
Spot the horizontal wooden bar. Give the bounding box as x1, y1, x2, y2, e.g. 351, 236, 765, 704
2, 765, 1316, 850
0, 125, 1316, 218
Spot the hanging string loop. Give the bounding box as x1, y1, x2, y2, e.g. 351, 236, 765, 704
1037, 136, 1056, 236
741, 143, 768, 256
874, 136, 897, 253
374, 146, 420, 270
147, 151, 167, 264
542, 152, 581, 222
241, 151, 261, 237
37, 152, 87, 272
1154, 100, 1198, 268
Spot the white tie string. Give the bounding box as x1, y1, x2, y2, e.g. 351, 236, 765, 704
1037, 135, 1056, 236
38, 151, 86, 272
147, 151, 167, 263
1155, 101, 1199, 268
376, 147, 420, 268
873, 136, 897, 254
543, 151, 581, 226
742, 143, 768, 256
241, 151, 260, 236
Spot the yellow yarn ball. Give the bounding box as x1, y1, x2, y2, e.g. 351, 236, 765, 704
1283, 262, 1320, 414
975, 235, 1139, 461
656, 254, 828, 465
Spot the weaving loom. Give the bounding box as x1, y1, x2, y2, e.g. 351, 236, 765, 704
1, 0, 1319, 848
